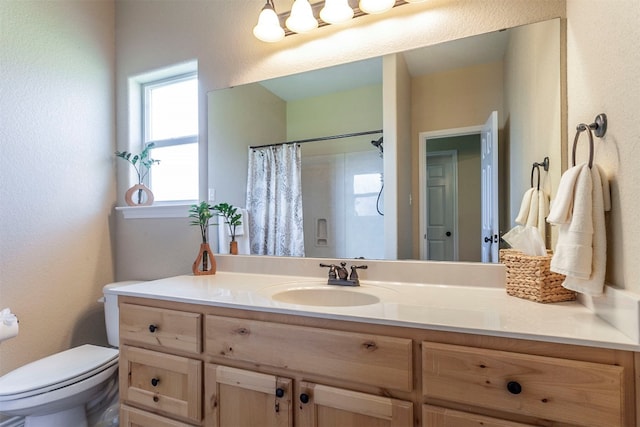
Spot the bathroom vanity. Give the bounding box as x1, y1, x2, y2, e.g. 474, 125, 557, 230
110, 264, 639, 427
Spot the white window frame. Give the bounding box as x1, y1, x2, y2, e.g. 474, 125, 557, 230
142, 72, 198, 203
117, 61, 199, 219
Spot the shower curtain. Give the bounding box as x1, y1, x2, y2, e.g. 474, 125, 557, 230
246, 143, 305, 257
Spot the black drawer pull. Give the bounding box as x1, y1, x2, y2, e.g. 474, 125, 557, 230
151, 377, 160, 387
507, 381, 522, 395
148, 324, 158, 333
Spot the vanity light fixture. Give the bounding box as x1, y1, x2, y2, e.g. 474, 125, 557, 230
320, 0, 354, 24
253, 0, 427, 43
358, 0, 395, 14
253, 0, 285, 42
286, 0, 319, 33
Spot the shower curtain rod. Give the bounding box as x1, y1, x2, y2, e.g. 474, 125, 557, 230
249, 129, 383, 149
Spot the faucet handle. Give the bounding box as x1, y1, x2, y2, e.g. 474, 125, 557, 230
319, 263, 337, 279
349, 264, 368, 281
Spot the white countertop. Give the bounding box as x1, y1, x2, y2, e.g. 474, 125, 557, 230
108, 272, 640, 351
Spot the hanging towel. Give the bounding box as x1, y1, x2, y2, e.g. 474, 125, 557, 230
514, 187, 549, 243
218, 208, 251, 255
515, 188, 535, 225
537, 190, 550, 242
548, 163, 610, 296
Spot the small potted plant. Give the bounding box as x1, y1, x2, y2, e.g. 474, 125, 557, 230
188, 201, 216, 275
115, 143, 160, 206
213, 202, 243, 255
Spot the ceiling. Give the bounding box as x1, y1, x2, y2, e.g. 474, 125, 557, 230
260, 28, 509, 101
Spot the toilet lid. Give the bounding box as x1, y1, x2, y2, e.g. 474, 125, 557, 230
0, 344, 118, 399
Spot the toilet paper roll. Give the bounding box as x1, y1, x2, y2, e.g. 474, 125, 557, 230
0, 308, 19, 343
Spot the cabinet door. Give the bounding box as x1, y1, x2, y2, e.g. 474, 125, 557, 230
297, 381, 413, 427
205, 364, 293, 427
423, 404, 533, 427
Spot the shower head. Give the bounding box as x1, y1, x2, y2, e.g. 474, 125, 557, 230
371, 137, 383, 156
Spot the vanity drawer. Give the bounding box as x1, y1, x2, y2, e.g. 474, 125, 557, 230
205, 315, 413, 392
422, 342, 625, 427
121, 404, 198, 427
120, 345, 202, 423
120, 303, 202, 354
423, 404, 533, 426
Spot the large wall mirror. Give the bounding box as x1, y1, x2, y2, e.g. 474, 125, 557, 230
208, 18, 562, 262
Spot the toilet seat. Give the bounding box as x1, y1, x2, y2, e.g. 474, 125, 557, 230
0, 344, 118, 401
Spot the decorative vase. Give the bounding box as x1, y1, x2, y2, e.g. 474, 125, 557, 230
229, 240, 238, 255
192, 243, 216, 275
124, 184, 154, 207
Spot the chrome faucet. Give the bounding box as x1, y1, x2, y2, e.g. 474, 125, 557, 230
319, 262, 368, 286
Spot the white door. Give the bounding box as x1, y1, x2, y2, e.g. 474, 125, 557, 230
425, 152, 457, 261
481, 111, 499, 263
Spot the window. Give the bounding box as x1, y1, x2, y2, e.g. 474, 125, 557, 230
142, 73, 198, 202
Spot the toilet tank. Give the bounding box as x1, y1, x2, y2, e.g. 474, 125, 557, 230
102, 281, 144, 347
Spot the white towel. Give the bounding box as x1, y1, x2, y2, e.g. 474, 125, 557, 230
548, 163, 610, 296
537, 190, 550, 243
218, 208, 251, 255
514, 187, 549, 243
515, 188, 535, 225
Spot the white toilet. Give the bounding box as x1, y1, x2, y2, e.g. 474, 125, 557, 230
0, 281, 140, 427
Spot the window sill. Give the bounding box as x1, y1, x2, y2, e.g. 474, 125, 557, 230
115, 203, 194, 219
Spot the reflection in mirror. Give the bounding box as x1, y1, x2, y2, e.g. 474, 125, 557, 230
208, 18, 561, 262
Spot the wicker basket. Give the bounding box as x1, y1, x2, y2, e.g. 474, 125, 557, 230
499, 249, 576, 303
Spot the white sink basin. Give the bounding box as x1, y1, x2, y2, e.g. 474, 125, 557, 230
271, 287, 380, 307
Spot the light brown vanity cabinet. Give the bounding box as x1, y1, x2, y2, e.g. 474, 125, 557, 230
117, 296, 637, 427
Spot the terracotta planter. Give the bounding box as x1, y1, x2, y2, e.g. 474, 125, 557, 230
229, 240, 238, 255
192, 243, 216, 275
124, 184, 154, 206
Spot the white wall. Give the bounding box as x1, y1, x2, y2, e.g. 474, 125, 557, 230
0, 0, 115, 374
566, 0, 640, 290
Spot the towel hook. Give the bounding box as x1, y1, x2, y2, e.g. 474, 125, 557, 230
577, 113, 607, 138
572, 123, 594, 169
533, 156, 550, 172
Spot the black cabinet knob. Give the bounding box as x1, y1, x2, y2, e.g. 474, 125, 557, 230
484, 236, 492, 243
275, 388, 285, 398
151, 377, 160, 387
148, 324, 158, 333
445, 231, 452, 236
299, 393, 310, 404
506, 381, 522, 395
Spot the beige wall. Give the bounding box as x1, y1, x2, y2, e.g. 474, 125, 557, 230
566, 0, 640, 290
3, 0, 638, 378
0, 0, 116, 374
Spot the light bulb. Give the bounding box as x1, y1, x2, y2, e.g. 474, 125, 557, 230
358, 0, 395, 14
286, 0, 318, 33
253, 1, 284, 42
320, 0, 354, 24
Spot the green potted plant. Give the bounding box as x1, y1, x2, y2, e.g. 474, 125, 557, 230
188, 201, 216, 275
213, 202, 243, 255
115, 142, 160, 206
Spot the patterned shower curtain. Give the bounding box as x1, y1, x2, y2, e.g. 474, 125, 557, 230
246, 143, 305, 257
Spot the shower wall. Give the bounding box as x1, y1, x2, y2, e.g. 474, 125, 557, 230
302, 150, 384, 259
